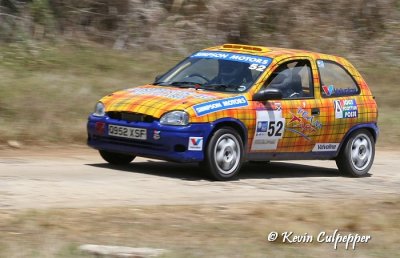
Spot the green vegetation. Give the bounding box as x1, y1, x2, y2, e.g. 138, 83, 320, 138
0, 43, 397, 145
0, 44, 183, 143
0, 1, 399, 145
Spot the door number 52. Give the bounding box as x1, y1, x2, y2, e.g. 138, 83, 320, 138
265, 119, 285, 140
267, 121, 284, 137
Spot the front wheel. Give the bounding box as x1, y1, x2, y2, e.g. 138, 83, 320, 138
99, 150, 135, 165
201, 128, 244, 181
336, 129, 375, 177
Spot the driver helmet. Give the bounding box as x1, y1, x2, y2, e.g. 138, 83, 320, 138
218, 60, 245, 85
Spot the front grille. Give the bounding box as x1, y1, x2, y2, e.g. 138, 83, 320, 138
93, 135, 167, 151
107, 112, 155, 123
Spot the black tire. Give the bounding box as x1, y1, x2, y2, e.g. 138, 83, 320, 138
248, 160, 271, 165
201, 127, 244, 181
336, 129, 375, 177
99, 150, 135, 165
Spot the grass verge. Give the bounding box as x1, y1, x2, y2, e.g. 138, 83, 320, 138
0, 43, 183, 143
0, 199, 399, 257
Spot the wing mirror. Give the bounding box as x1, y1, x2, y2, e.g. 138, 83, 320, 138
154, 74, 162, 82
253, 88, 283, 101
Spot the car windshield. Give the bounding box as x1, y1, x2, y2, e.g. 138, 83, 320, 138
154, 51, 272, 93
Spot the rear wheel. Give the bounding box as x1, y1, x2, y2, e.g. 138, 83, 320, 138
336, 129, 375, 177
99, 150, 135, 165
201, 128, 244, 181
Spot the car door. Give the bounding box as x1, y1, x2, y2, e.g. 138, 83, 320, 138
250, 57, 326, 155
316, 59, 363, 149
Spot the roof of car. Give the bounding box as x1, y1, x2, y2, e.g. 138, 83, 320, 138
205, 44, 339, 60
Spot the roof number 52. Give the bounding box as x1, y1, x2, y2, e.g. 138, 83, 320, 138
249, 63, 267, 72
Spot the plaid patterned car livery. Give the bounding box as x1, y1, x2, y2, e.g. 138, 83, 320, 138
89, 44, 378, 162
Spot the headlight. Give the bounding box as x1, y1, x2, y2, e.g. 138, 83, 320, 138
93, 102, 105, 117
160, 111, 189, 126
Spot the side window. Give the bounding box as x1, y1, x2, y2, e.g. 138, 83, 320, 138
317, 60, 360, 97
264, 59, 314, 99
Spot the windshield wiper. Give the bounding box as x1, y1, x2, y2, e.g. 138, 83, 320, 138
159, 81, 204, 88
171, 81, 197, 85
204, 84, 238, 91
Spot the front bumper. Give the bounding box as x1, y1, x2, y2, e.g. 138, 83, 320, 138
87, 115, 213, 162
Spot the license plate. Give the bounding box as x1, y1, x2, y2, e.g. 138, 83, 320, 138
108, 125, 147, 140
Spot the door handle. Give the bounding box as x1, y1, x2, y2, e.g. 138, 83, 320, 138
311, 108, 320, 115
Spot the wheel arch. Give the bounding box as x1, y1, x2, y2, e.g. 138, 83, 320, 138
337, 123, 379, 156
207, 118, 248, 148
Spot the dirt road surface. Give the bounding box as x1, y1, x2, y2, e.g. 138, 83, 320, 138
0, 146, 399, 210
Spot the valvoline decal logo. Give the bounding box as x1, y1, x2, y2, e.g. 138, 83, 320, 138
188, 137, 203, 151
322, 85, 359, 97
191, 138, 202, 145
322, 85, 335, 96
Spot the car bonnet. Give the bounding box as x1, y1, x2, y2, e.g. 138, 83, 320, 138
99, 85, 246, 119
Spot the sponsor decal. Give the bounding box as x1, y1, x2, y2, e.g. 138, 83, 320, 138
188, 137, 203, 151
312, 143, 339, 152
128, 88, 215, 100
332, 88, 358, 96
251, 110, 286, 151
153, 130, 161, 140
322, 85, 335, 96
286, 107, 323, 141
191, 51, 272, 65
193, 95, 248, 116
322, 85, 358, 97
334, 99, 358, 119
274, 102, 282, 111
256, 121, 268, 134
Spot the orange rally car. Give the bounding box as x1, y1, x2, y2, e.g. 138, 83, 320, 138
87, 44, 378, 180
